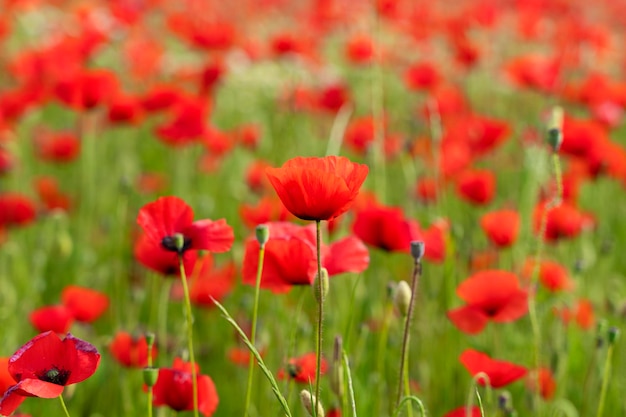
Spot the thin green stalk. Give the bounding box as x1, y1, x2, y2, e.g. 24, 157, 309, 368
343, 352, 357, 417
465, 373, 490, 417
244, 238, 267, 417
58, 394, 71, 417
395, 253, 423, 412
595, 336, 617, 417
370, 7, 386, 203
314, 220, 324, 415
146, 333, 155, 417
393, 396, 426, 417
178, 255, 199, 417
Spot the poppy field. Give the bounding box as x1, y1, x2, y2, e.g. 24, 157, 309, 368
1, 0, 626, 416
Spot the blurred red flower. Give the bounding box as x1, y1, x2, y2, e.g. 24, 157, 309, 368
447, 270, 528, 334
242, 222, 369, 293
137, 196, 234, 255
29, 305, 74, 334
405, 61, 440, 92
480, 209, 520, 248
0, 332, 100, 415
278, 353, 327, 384
266, 156, 368, 221
109, 331, 157, 368
534, 201, 590, 242
521, 259, 573, 292
345, 34, 374, 64
460, 349, 527, 388
456, 169, 496, 205
34, 131, 80, 163
170, 254, 236, 308
443, 406, 481, 417
152, 358, 218, 417
34, 176, 72, 213
155, 96, 209, 147
353, 204, 420, 253
0, 193, 36, 228
239, 195, 293, 229
53, 69, 118, 110
61, 285, 109, 323
526, 367, 556, 400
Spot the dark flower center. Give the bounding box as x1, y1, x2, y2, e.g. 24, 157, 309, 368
161, 233, 192, 254
39, 367, 71, 385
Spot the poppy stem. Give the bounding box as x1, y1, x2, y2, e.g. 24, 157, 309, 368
395, 248, 423, 413
244, 229, 268, 417
58, 394, 72, 417
314, 220, 324, 415
178, 255, 199, 417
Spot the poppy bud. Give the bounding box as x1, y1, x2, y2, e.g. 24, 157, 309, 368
394, 281, 412, 317
255, 224, 270, 247
410, 241, 425, 261
546, 106, 563, 152
313, 268, 329, 304
329, 336, 344, 400
143, 366, 159, 387
608, 327, 620, 345
300, 389, 325, 417
145, 332, 156, 348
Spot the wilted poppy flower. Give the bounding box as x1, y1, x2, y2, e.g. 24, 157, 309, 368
29, 305, 74, 334
266, 156, 368, 222
278, 353, 327, 384
109, 331, 157, 368
456, 169, 496, 205
242, 222, 369, 293
480, 209, 520, 248
0, 332, 100, 415
61, 285, 109, 323
0, 193, 36, 228
447, 270, 528, 334
152, 358, 218, 417
137, 196, 234, 255
460, 349, 527, 388
526, 367, 556, 400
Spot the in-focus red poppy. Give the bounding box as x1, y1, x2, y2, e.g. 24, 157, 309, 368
0, 331, 100, 415
526, 367, 556, 400
242, 222, 369, 293
170, 254, 236, 308
0, 193, 36, 228
152, 358, 218, 417
460, 349, 527, 388
137, 196, 234, 255
109, 331, 157, 368
442, 405, 481, 417
447, 270, 528, 334
480, 209, 520, 248
0, 358, 13, 396
521, 259, 573, 292
239, 195, 294, 229
134, 233, 198, 277
278, 353, 327, 384
456, 169, 496, 205
266, 156, 368, 222
34, 131, 80, 163
61, 285, 109, 323
29, 305, 74, 334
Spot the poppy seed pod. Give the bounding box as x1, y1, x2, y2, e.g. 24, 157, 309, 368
300, 389, 325, 417
410, 241, 425, 260
255, 224, 270, 247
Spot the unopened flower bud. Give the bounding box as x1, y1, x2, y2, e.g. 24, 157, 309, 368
145, 332, 155, 348
143, 367, 158, 387
410, 241, 425, 261
300, 389, 325, 417
608, 327, 620, 345
313, 268, 329, 304
394, 280, 412, 317
546, 106, 563, 152
255, 224, 270, 247
329, 336, 344, 400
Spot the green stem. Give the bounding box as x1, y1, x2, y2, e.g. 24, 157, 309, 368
395, 257, 423, 411
58, 394, 71, 417
314, 220, 324, 416
343, 352, 357, 417
595, 343, 615, 417
393, 396, 427, 417
178, 255, 199, 417
244, 242, 267, 416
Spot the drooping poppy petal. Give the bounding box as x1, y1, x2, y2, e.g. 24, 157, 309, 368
460, 349, 527, 388
266, 156, 368, 221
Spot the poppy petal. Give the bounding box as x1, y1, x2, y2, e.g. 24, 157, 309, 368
447, 306, 489, 334
183, 219, 234, 252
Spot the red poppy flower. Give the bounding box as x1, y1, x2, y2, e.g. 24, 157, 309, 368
415, 177, 439, 203
447, 270, 528, 334
34, 131, 80, 163
29, 305, 74, 334
266, 156, 368, 221
443, 406, 481, 417
141, 84, 182, 112
405, 61, 440, 92
137, 196, 234, 255
34, 176, 72, 213
0, 193, 36, 228
345, 34, 374, 64
239, 195, 293, 229
0, 148, 14, 175
0, 332, 100, 415
522, 259, 573, 292
456, 169, 496, 205
109, 331, 157, 368
170, 254, 236, 308
480, 209, 520, 248
533, 202, 589, 242
526, 367, 556, 400
352, 204, 420, 253
234, 124, 261, 150
61, 285, 109, 323
107, 93, 143, 125
460, 349, 527, 388
134, 233, 198, 277
316, 83, 350, 114
152, 358, 218, 417
0, 358, 13, 396
53, 69, 118, 110
155, 96, 209, 147
242, 222, 369, 293
278, 353, 327, 384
